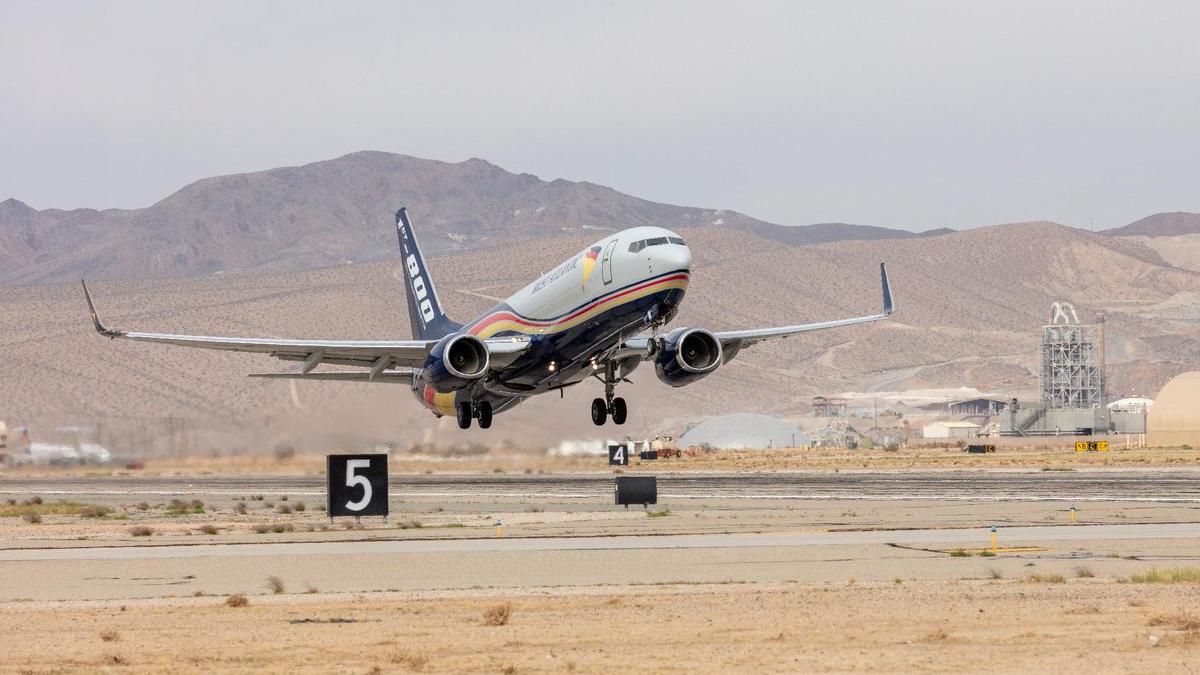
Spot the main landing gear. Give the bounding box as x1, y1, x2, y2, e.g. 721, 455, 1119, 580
591, 362, 628, 426
456, 400, 493, 430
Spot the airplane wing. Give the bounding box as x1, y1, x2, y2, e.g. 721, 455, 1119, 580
712, 262, 893, 362
616, 263, 893, 365
81, 281, 529, 375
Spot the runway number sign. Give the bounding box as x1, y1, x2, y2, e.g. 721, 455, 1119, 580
607, 442, 628, 466
327, 454, 389, 517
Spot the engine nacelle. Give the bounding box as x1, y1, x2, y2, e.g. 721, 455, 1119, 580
422, 334, 490, 393
654, 327, 722, 387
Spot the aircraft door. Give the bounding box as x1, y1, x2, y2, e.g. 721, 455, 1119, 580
601, 240, 617, 285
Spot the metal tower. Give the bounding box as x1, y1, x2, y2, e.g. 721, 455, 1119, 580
1040, 302, 1106, 409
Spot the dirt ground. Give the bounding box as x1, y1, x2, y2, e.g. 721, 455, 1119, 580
4, 581, 1199, 673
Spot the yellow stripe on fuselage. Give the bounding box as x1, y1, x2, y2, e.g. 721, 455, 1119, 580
473, 277, 688, 339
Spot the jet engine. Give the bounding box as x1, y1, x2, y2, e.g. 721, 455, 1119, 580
422, 334, 490, 392
654, 327, 722, 387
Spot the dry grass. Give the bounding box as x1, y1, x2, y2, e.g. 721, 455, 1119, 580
128, 525, 153, 537
483, 602, 513, 626
389, 649, 430, 670
920, 627, 952, 643
103, 653, 129, 666
1073, 566, 1095, 578
1129, 566, 1200, 583
224, 593, 249, 608
1148, 611, 1200, 631
99, 629, 120, 642
1025, 573, 1066, 584
197, 524, 219, 535
266, 576, 285, 594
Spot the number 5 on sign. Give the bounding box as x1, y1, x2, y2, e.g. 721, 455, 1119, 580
327, 454, 389, 517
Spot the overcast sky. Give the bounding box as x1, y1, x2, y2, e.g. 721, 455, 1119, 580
2, 1, 1197, 230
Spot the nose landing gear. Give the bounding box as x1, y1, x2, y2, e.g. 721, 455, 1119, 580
591, 362, 628, 426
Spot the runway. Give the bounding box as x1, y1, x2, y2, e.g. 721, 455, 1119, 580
2, 521, 1197, 562
6, 467, 1200, 502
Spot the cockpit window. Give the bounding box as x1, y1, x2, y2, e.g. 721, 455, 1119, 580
629, 236, 683, 253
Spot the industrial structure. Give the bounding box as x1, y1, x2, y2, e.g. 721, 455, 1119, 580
1002, 302, 1124, 436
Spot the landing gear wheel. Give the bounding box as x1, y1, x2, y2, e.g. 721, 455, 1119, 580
611, 397, 628, 425
591, 397, 608, 426
477, 401, 493, 429
456, 402, 473, 430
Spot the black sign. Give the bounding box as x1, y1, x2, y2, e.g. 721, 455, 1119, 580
607, 442, 629, 466
615, 476, 657, 506
327, 454, 389, 517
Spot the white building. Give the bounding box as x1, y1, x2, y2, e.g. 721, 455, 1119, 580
922, 421, 981, 439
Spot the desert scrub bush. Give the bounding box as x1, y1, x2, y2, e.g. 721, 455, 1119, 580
1025, 573, 1066, 583
197, 524, 219, 535
1073, 566, 1095, 578
1129, 566, 1200, 583
136, 501, 150, 511
949, 549, 970, 557
99, 629, 120, 642
277, 504, 293, 514
389, 649, 429, 670
1148, 611, 1200, 630
224, 593, 249, 608
398, 520, 423, 529
129, 525, 153, 537
251, 523, 271, 534
271, 524, 294, 534
22, 512, 41, 524
646, 509, 672, 518
233, 501, 247, 515
79, 505, 112, 518
293, 501, 305, 512
483, 602, 512, 626
266, 576, 285, 594
166, 499, 204, 516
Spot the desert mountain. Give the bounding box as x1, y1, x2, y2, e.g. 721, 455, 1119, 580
0, 152, 944, 285
1106, 211, 1200, 237
3, 219, 1197, 453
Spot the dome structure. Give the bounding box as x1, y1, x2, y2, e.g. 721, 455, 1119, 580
679, 413, 809, 450
1147, 372, 1200, 447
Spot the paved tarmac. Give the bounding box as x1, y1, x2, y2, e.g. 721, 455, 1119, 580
2, 522, 1197, 562
5, 468, 1200, 502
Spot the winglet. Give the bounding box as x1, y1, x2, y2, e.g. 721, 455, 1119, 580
81, 280, 123, 338
880, 263, 894, 316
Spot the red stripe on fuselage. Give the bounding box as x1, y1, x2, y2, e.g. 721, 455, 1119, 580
467, 273, 689, 336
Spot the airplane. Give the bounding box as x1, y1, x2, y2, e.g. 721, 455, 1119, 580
82, 208, 894, 430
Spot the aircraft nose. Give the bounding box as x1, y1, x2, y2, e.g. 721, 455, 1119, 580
659, 244, 693, 272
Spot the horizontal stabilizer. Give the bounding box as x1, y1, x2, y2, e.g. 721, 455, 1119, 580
249, 370, 414, 384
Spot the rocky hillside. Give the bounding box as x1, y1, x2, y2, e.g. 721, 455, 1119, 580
0, 152, 944, 285
3, 220, 1196, 453
1106, 211, 1200, 237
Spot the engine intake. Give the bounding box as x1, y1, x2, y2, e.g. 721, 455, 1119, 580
423, 334, 490, 392
655, 328, 722, 387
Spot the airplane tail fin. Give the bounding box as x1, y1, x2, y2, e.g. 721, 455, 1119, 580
395, 208, 461, 340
